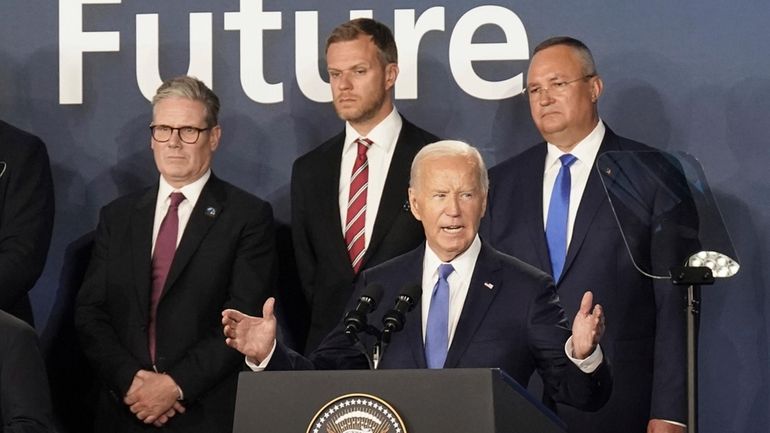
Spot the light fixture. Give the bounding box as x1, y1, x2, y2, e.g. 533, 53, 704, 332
688, 251, 740, 278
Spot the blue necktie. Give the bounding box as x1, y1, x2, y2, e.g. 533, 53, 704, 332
425, 263, 454, 369
545, 154, 577, 281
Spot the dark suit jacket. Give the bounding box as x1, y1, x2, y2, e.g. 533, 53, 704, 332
480, 125, 689, 432
268, 243, 612, 412
0, 310, 54, 433
291, 118, 439, 352
0, 120, 55, 326
75, 174, 276, 433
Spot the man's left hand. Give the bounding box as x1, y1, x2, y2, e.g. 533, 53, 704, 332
124, 370, 182, 424
571, 291, 605, 359
648, 419, 686, 433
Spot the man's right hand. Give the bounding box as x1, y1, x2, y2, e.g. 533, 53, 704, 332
222, 297, 277, 363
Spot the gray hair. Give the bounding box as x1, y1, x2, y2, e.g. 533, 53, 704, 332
410, 140, 489, 193
152, 76, 220, 127
533, 36, 598, 76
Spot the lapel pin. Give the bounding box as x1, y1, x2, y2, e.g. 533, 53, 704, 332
205, 207, 217, 218
483, 282, 494, 290
402, 200, 411, 212
604, 167, 612, 176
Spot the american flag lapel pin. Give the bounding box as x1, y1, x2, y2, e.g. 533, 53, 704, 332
483, 282, 494, 290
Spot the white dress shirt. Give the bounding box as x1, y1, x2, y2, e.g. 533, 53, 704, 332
152, 170, 210, 255
542, 120, 605, 248
338, 107, 402, 250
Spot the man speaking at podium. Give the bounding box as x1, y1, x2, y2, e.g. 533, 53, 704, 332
223, 140, 612, 412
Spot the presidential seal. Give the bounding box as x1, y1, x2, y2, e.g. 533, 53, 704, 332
307, 393, 407, 433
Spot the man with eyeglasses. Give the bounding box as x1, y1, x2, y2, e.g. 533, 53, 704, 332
76, 75, 276, 433
480, 37, 687, 433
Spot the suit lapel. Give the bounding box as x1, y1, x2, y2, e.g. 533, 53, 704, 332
397, 245, 429, 369
562, 127, 621, 279
524, 144, 553, 272
318, 133, 353, 270
363, 120, 421, 268
131, 187, 157, 323
443, 244, 502, 368
161, 175, 224, 298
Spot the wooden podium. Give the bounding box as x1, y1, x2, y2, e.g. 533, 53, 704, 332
233, 368, 565, 432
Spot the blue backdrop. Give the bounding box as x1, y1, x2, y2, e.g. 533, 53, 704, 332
1, 1, 767, 432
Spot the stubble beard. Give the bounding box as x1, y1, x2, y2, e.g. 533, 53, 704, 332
334, 90, 387, 127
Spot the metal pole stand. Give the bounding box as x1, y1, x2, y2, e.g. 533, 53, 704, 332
671, 266, 715, 433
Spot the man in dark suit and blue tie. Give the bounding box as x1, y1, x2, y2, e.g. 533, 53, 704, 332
290, 18, 438, 353
480, 37, 687, 433
76, 76, 276, 432
223, 140, 612, 413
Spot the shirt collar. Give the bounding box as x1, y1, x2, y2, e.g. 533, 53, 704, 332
423, 235, 482, 283
344, 106, 402, 153
545, 120, 605, 171
158, 169, 211, 206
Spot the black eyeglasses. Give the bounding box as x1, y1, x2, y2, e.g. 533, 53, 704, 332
150, 125, 212, 144
523, 74, 596, 99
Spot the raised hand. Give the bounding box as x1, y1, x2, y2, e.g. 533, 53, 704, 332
571, 291, 605, 359
222, 297, 277, 363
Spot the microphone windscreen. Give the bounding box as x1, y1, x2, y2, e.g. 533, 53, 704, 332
399, 283, 422, 308
361, 283, 385, 309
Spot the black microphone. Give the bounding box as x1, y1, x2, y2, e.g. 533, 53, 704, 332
344, 283, 385, 335
382, 283, 422, 334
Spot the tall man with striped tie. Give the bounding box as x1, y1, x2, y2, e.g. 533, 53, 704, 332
480, 37, 687, 433
291, 18, 439, 353
76, 76, 276, 432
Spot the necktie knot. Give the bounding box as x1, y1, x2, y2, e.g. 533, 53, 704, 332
560, 153, 577, 168
438, 263, 454, 281
169, 192, 185, 208
355, 138, 372, 159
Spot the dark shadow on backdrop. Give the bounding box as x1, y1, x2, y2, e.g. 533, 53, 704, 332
695, 77, 770, 433
41, 232, 95, 433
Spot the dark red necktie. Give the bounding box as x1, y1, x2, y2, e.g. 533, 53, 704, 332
344, 138, 372, 274
148, 191, 185, 363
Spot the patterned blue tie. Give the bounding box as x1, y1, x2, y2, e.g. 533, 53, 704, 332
425, 263, 454, 369
545, 154, 577, 281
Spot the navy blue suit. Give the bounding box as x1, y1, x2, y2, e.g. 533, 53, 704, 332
268, 243, 612, 412
480, 125, 690, 432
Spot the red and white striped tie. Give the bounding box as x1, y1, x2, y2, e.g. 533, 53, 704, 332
345, 138, 372, 273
